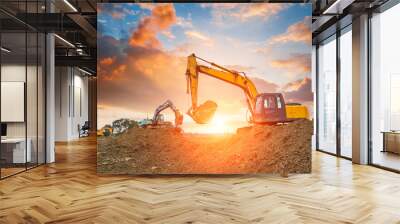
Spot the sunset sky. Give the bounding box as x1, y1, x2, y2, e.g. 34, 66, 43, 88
97, 3, 313, 133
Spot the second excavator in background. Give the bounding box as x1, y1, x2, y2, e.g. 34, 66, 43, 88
139, 100, 184, 128
185, 53, 309, 125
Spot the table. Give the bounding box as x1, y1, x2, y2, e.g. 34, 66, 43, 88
381, 131, 400, 154
1, 138, 31, 164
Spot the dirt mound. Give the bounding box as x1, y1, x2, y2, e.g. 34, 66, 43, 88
97, 119, 313, 175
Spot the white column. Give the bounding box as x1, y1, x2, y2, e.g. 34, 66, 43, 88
352, 14, 369, 164
46, 33, 55, 163
312, 45, 317, 150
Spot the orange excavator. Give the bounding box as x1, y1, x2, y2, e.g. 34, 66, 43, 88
138, 100, 183, 129
185, 54, 309, 124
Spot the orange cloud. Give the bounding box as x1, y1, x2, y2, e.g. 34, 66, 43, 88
129, 4, 177, 49
98, 63, 127, 81
200, 3, 239, 10
136, 3, 156, 11
130, 51, 185, 85
201, 3, 286, 23
111, 11, 124, 19
110, 64, 127, 79
270, 53, 311, 74
185, 31, 214, 47
269, 16, 311, 44
97, 5, 102, 13
282, 77, 313, 103
100, 57, 115, 66
283, 77, 310, 92
162, 30, 175, 39
234, 4, 287, 21
176, 16, 193, 28
251, 77, 279, 93
97, 38, 127, 81
185, 31, 209, 41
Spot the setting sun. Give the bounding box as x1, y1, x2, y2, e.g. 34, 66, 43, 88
208, 115, 229, 134
181, 114, 245, 134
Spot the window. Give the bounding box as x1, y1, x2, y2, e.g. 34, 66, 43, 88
390, 75, 400, 130
370, 3, 400, 171
340, 26, 352, 158
264, 99, 270, 109
277, 96, 282, 109
264, 97, 276, 109
255, 97, 263, 114
317, 35, 337, 154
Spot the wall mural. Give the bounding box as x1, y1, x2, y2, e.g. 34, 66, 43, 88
97, 3, 313, 175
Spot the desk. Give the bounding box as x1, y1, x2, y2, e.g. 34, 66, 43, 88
1, 138, 31, 163
382, 131, 400, 154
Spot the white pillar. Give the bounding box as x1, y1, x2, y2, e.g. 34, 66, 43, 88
352, 14, 369, 164
46, 32, 55, 163
312, 45, 317, 150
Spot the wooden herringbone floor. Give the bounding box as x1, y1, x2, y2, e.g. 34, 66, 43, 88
1, 137, 400, 224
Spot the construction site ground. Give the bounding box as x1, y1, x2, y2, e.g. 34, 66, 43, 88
97, 119, 313, 175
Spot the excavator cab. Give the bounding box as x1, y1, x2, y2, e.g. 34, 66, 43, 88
253, 93, 287, 124
155, 114, 165, 122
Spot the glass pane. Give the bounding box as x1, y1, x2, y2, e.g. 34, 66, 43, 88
371, 4, 400, 171
27, 31, 38, 169
1, 31, 27, 177
0, 1, 46, 178
277, 96, 282, 109
38, 33, 45, 165
340, 28, 352, 158
318, 36, 337, 154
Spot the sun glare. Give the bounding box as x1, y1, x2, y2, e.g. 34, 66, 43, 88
181, 114, 248, 134
187, 115, 235, 134
208, 115, 228, 134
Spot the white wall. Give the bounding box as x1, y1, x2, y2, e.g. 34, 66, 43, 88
0, 65, 38, 138
1, 65, 26, 139
55, 67, 69, 141
1, 64, 46, 164
55, 67, 89, 141
71, 73, 89, 138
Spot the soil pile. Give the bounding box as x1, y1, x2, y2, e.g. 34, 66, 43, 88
97, 119, 313, 175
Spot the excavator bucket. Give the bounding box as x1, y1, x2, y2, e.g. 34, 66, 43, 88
188, 100, 217, 124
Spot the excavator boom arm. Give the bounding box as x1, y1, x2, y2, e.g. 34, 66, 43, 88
152, 100, 183, 127
186, 54, 259, 118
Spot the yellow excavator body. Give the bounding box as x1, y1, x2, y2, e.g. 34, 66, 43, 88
97, 127, 113, 136
285, 104, 309, 120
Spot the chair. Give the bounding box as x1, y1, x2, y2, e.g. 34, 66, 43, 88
79, 121, 90, 138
